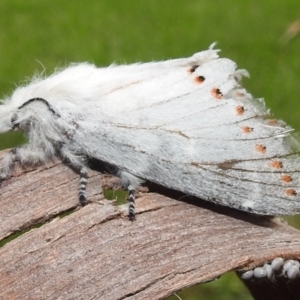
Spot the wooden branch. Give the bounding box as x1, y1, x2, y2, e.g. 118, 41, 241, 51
0, 149, 300, 300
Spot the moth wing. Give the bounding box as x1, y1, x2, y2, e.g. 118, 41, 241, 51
71, 50, 300, 215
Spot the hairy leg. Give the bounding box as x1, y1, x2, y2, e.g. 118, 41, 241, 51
117, 170, 142, 221
78, 167, 88, 206
0, 146, 48, 184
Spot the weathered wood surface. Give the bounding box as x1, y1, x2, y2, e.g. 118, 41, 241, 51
0, 149, 300, 300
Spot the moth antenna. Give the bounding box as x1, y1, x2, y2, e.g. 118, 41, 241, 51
0, 148, 18, 184
18, 97, 60, 117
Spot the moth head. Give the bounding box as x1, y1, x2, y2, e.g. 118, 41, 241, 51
0, 86, 36, 133
0, 101, 37, 134
0, 101, 17, 133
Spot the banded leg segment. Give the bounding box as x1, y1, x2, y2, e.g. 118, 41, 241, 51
115, 169, 142, 220
128, 184, 136, 221
57, 146, 89, 207
78, 168, 88, 206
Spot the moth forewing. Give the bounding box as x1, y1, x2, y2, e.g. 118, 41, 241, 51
1, 46, 300, 218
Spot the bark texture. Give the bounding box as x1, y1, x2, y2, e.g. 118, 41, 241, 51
0, 149, 300, 300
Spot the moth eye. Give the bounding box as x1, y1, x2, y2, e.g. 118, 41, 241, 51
235, 106, 245, 115
11, 114, 19, 129
194, 75, 205, 84
281, 174, 292, 183
211, 88, 223, 99
241, 126, 253, 133
255, 144, 266, 153
285, 189, 297, 196
11, 114, 18, 123
269, 160, 283, 169
189, 65, 199, 73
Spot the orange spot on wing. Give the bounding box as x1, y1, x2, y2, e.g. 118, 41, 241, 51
281, 174, 292, 183
241, 126, 253, 133
236, 92, 244, 97
211, 88, 223, 99
189, 65, 199, 73
255, 144, 266, 153
285, 189, 297, 196
194, 75, 205, 83
267, 119, 277, 125
191, 162, 200, 167
269, 160, 283, 169
235, 106, 245, 115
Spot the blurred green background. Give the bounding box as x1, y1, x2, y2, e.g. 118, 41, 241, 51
0, 1, 299, 299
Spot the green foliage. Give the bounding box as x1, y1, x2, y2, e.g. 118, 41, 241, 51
103, 189, 128, 206
0, 1, 300, 299
168, 272, 252, 300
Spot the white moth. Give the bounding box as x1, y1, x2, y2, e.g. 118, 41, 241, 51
1, 45, 300, 219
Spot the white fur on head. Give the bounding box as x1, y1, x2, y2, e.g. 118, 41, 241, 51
0, 102, 15, 132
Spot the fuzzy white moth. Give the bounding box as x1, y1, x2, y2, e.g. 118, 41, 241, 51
1, 45, 300, 219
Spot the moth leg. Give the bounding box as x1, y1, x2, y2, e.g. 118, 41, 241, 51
0, 149, 18, 185
0, 146, 47, 185
117, 170, 142, 221
78, 167, 88, 206
127, 184, 136, 221
58, 146, 89, 207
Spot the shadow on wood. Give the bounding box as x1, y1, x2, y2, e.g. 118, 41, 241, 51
0, 149, 300, 300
